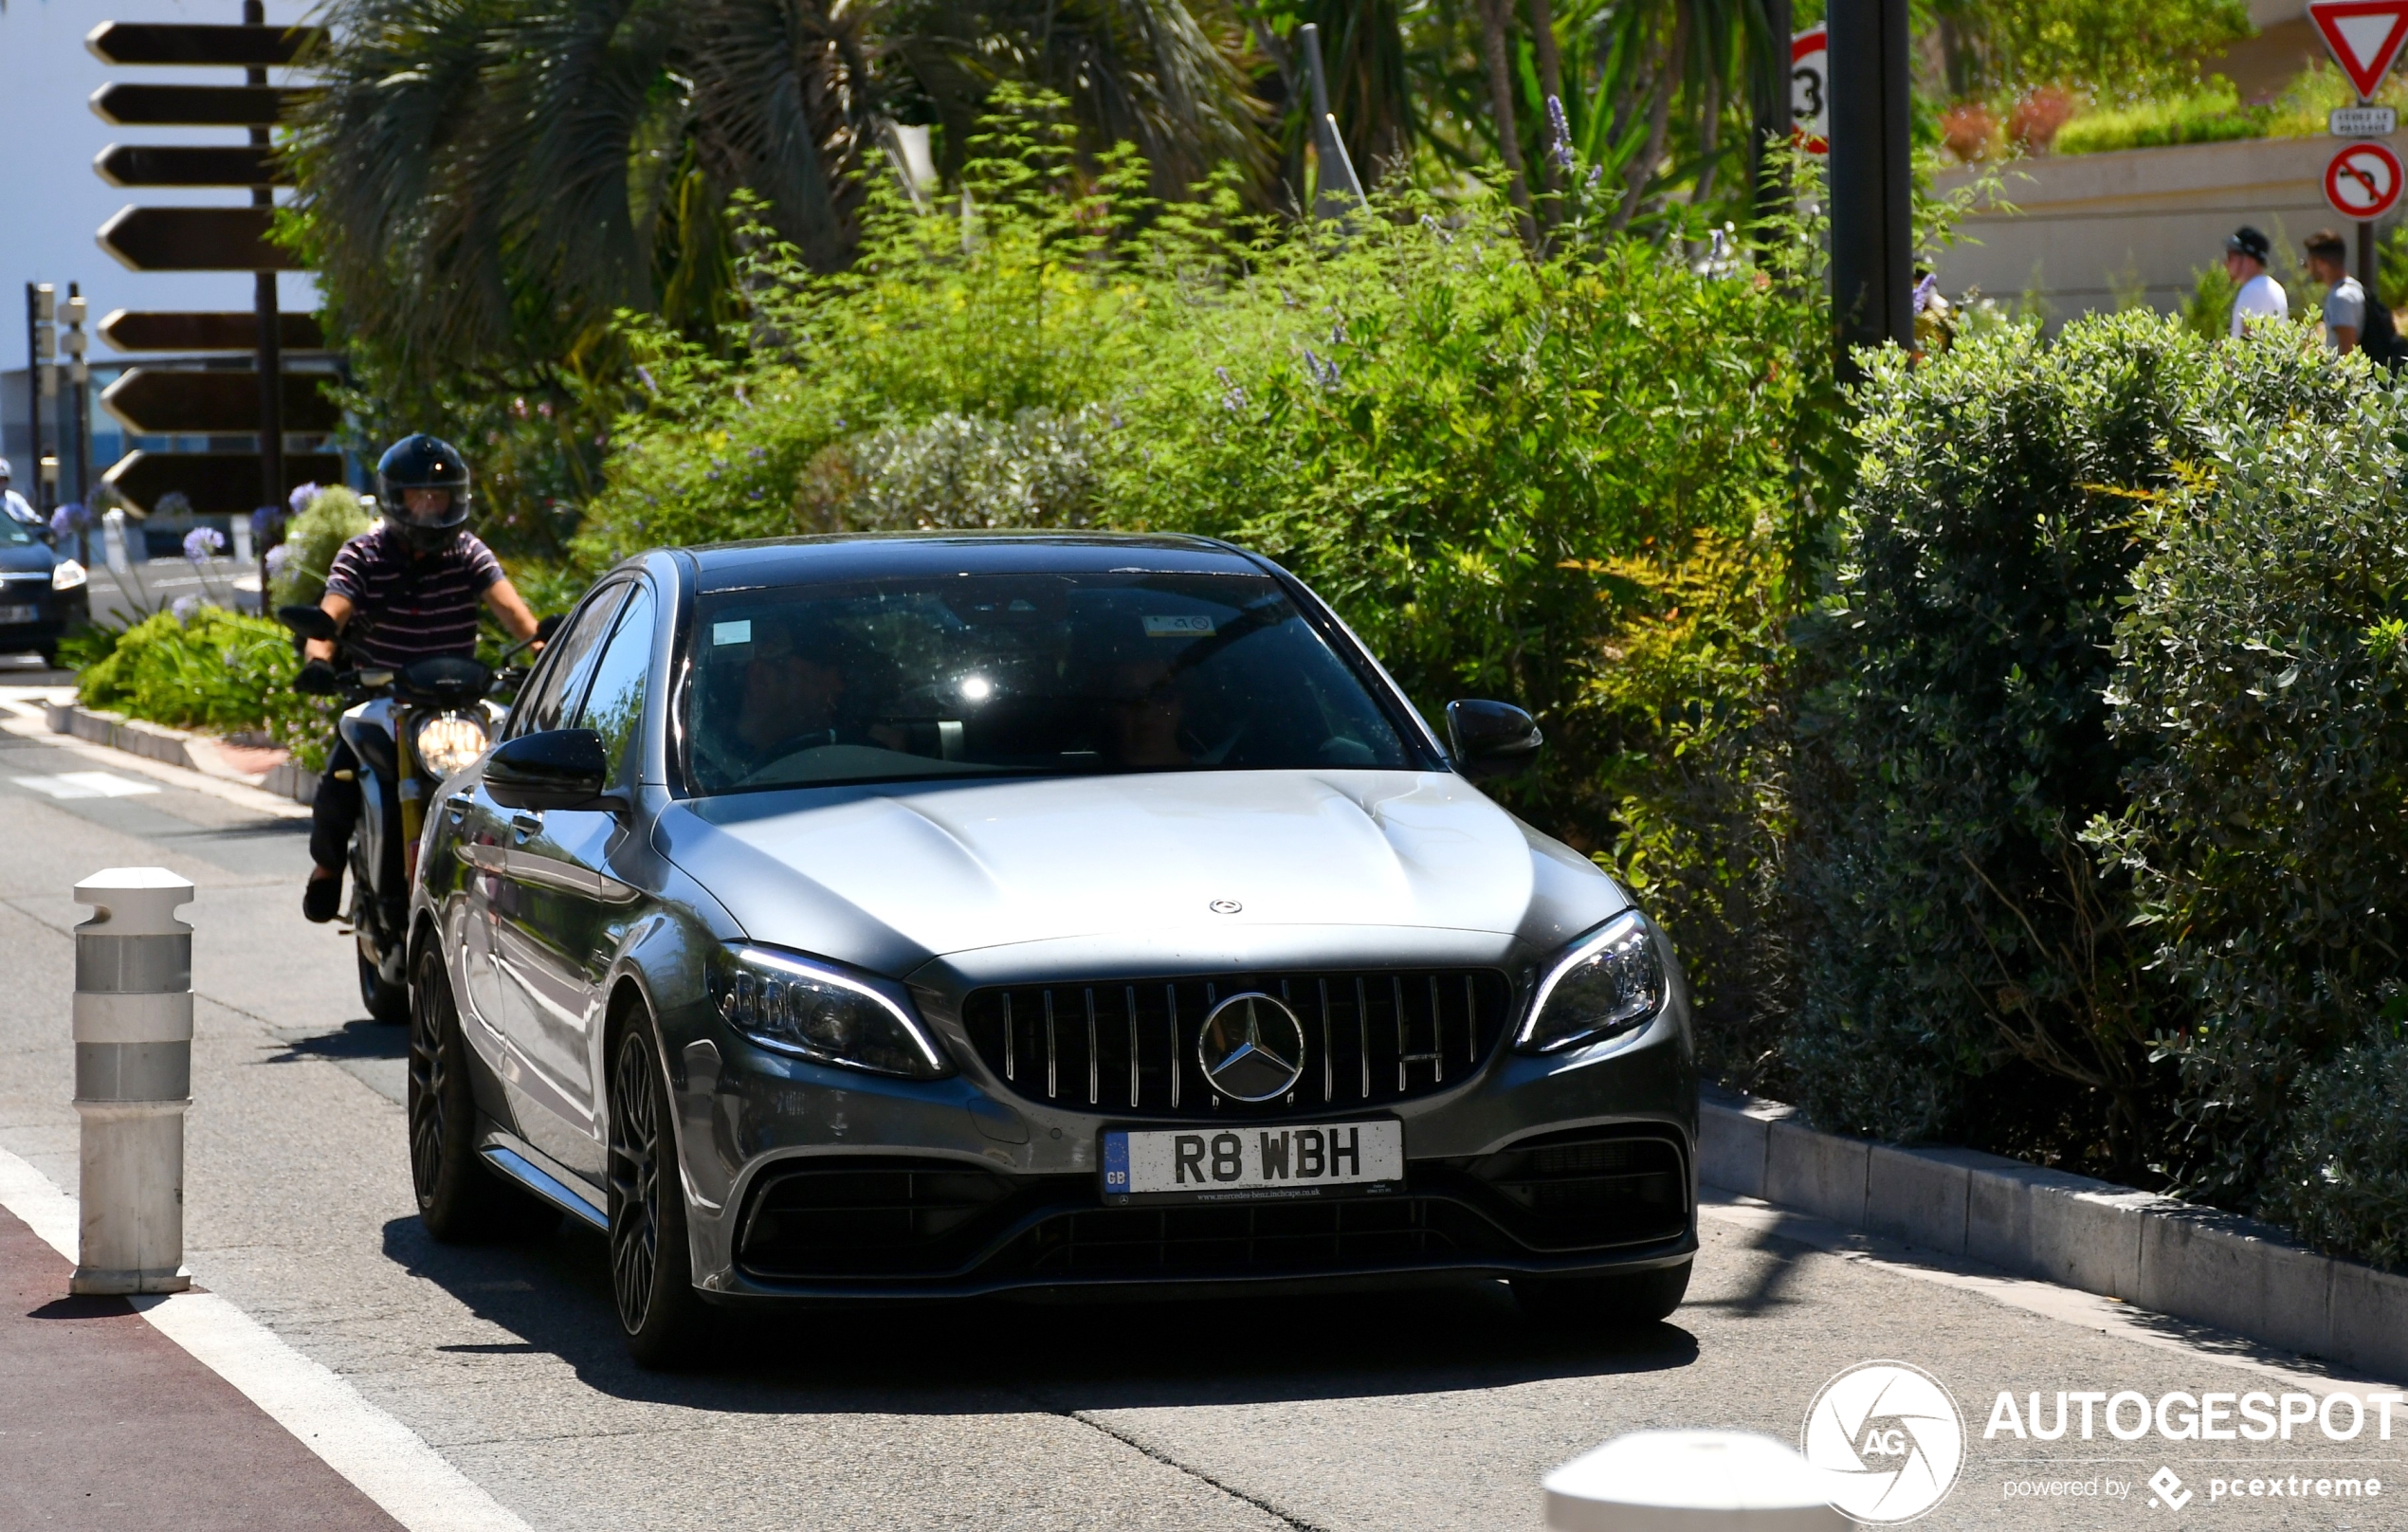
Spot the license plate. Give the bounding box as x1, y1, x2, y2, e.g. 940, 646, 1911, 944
0, 605, 38, 625
1101, 1119, 1404, 1205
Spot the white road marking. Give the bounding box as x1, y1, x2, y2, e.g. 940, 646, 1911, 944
0, 693, 310, 820
14, 770, 163, 798
0, 1143, 534, 1532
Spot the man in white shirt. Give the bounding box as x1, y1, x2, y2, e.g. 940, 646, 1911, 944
2227, 226, 2288, 337
0, 460, 39, 532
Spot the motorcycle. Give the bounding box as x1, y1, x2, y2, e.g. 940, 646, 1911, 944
279, 604, 544, 1022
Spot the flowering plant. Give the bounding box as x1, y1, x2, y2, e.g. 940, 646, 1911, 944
182, 525, 227, 562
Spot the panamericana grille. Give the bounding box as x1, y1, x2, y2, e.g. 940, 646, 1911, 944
960, 969, 1514, 1118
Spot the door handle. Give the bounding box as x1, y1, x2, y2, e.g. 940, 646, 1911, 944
510, 814, 543, 845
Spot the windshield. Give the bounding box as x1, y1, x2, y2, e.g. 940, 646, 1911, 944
0, 518, 32, 547
684, 570, 1421, 793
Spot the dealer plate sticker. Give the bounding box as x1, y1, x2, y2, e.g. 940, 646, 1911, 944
1102, 1119, 1403, 1204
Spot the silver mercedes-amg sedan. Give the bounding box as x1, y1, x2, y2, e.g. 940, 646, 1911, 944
406, 533, 1697, 1366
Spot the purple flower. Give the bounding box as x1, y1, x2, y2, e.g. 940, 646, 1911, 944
183, 525, 227, 562
1546, 96, 1575, 173
265, 543, 291, 579
1912, 274, 1941, 315
171, 594, 202, 623
49, 502, 89, 537
287, 482, 320, 517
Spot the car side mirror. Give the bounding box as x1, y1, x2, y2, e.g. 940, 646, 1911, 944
1446, 700, 1542, 782
278, 603, 338, 643
484, 728, 614, 812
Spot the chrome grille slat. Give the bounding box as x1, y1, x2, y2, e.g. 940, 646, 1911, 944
963, 969, 1511, 1121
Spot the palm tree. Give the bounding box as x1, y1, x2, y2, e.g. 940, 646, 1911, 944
286, 0, 1265, 402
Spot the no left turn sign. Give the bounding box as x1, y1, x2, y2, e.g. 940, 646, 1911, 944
2326, 140, 2405, 219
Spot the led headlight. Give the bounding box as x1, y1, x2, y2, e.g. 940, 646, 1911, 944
1517, 909, 1668, 1054
712, 946, 950, 1079
51, 559, 87, 592
412, 711, 490, 777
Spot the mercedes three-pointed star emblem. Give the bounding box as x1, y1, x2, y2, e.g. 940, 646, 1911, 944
1196, 992, 1307, 1102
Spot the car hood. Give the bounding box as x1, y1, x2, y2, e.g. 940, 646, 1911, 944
658, 770, 1588, 970
0, 539, 55, 575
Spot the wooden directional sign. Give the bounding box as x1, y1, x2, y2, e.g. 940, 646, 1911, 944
101, 369, 340, 435
102, 452, 344, 516
90, 82, 310, 127
85, 22, 322, 68
98, 206, 297, 272
96, 144, 286, 189
100, 310, 325, 355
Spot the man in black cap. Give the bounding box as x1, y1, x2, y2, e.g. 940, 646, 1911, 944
2225, 226, 2289, 337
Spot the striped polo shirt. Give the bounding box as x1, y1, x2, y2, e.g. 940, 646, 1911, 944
323, 524, 504, 669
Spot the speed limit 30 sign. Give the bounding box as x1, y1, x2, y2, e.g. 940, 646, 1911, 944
2326, 140, 2405, 220
1792, 26, 1828, 156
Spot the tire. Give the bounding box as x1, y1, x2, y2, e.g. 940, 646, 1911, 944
360, 949, 410, 1025
1513, 1259, 1691, 1326
407, 944, 519, 1240
608, 1012, 711, 1370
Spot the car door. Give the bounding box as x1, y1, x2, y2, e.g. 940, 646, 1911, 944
456, 582, 629, 1174
487, 581, 659, 1176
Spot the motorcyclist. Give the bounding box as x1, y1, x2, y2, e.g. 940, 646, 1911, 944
300, 434, 541, 923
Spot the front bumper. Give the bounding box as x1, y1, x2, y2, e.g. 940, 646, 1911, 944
672, 943, 1699, 1303
0, 581, 88, 650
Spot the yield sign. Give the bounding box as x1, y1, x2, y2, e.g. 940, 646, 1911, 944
2309, 0, 2408, 100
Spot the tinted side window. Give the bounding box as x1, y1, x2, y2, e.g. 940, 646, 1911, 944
511, 585, 628, 738
572, 585, 654, 776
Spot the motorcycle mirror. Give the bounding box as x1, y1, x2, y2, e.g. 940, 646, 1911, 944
278, 604, 338, 642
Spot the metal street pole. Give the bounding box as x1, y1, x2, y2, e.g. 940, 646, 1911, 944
1752, 0, 1795, 229
25, 284, 48, 518
1826, 0, 1912, 373
65, 286, 91, 520
246, 0, 285, 602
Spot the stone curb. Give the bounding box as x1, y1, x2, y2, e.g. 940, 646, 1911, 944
44, 702, 315, 805
1703, 1085, 2408, 1383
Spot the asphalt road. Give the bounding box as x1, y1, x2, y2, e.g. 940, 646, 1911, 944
0, 699, 2399, 1531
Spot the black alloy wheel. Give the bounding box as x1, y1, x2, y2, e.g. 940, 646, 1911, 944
408, 944, 518, 1239
1512, 1258, 1692, 1326
607, 1016, 709, 1369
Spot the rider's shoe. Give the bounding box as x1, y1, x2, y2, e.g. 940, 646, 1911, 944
302, 870, 342, 924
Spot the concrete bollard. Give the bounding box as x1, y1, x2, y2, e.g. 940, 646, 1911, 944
69, 866, 196, 1295
1542, 1431, 1844, 1531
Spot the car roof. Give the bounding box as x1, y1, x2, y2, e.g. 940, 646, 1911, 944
680, 531, 1268, 594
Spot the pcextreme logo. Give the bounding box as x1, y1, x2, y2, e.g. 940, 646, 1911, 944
1801, 1360, 1967, 1523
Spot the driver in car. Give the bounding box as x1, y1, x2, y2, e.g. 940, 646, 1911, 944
299, 433, 542, 923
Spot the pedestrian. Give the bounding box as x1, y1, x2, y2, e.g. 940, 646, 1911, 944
0, 459, 37, 531
2225, 227, 2288, 337
2302, 228, 2404, 369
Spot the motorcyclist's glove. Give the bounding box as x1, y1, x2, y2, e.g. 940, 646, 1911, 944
296, 658, 340, 696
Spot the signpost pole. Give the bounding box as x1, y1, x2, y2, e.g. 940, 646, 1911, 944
1826, 0, 1913, 374
246, 0, 283, 606
22, 285, 45, 518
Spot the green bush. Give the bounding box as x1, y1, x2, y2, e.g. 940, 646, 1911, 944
269, 484, 374, 610
1786, 312, 2216, 1176
77, 607, 330, 763
2092, 343, 2408, 1251
2055, 82, 2269, 156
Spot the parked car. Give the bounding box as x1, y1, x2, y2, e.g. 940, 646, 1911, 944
406, 533, 1697, 1365
0, 515, 89, 666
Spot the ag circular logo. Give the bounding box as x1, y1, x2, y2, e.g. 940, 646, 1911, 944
1801, 1360, 1965, 1523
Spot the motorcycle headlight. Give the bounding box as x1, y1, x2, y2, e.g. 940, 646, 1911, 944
51, 559, 87, 592
412, 711, 490, 778
1517, 909, 1668, 1054
712, 946, 951, 1078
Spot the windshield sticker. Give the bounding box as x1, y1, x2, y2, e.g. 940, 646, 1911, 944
713, 620, 753, 647
1143, 615, 1215, 638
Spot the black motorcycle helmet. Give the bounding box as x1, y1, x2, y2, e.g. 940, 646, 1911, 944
374, 433, 473, 554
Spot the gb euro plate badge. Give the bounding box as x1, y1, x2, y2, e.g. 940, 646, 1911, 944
1102, 1120, 1405, 1205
